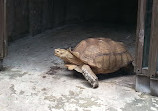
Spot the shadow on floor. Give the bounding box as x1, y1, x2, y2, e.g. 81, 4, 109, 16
46, 63, 135, 81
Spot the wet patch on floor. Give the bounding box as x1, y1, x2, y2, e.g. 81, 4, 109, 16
45, 90, 102, 111
10, 84, 16, 94
0, 68, 28, 79
46, 66, 66, 75
121, 94, 158, 111
19, 90, 25, 95
45, 65, 86, 81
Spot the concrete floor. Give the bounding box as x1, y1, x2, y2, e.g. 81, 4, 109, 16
0, 23, 158, 111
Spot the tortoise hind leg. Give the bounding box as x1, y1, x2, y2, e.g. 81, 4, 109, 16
81, 65, 99, 88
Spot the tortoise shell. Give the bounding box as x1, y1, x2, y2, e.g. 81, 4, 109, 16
71, 38, 133, 74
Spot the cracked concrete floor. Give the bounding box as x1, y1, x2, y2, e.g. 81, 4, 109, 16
0, 23, 158, 111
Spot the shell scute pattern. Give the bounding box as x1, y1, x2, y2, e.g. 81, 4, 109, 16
72, 38, 133, 73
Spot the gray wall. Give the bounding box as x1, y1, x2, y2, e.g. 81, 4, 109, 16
7, 0, 138, 41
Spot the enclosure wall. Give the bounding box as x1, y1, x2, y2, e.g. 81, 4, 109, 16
6, 0, 138, 41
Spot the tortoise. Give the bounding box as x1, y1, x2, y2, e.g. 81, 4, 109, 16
54, 37, 133, 88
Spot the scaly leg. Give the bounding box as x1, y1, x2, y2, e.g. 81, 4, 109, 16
81, 65, 99, 88
65, 64, 82, 73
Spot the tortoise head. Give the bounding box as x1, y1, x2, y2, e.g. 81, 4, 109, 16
55, 48, 69, 58
54, 48, 73, 60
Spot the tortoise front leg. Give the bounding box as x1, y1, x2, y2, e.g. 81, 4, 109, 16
65, 64, 82, 73
81, 65, 99, 88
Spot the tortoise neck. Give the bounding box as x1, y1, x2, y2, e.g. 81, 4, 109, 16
61, 51, 74, 63
63, 51, 83, 65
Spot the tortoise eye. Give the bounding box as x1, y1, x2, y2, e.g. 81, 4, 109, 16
55, 49, 60, 53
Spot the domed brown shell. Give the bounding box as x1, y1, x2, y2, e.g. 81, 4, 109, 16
71, 38, 133, 74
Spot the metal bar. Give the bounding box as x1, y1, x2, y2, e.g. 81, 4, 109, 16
146, 0, 158, 97
135, 0, 150, 94
0, 59, 2, 70
150, 78, 158, 96
136, 75, 151, 93
3, 0, 7, 57
0, 0, 7, 59
0, 0, 4, 59
148, 0, 158, 77
142, 67, 148, 74
135, 0, 147, 74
